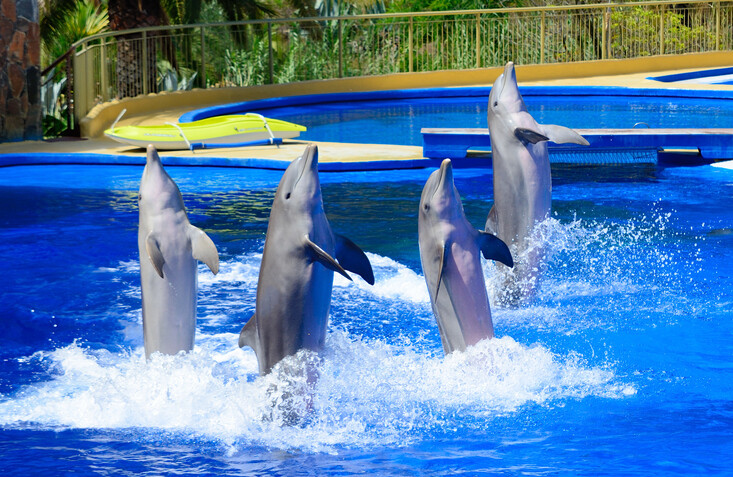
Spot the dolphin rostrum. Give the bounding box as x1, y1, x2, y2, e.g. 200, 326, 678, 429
138, 145, 219, 358
239, 144, 375, 376
419, 159, 513, 354
486, 61, 588, 303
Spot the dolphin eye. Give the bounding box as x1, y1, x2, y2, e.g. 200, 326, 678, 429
423, 204, 430, 211
285, 193, 291, 200
493, 101, 498, 107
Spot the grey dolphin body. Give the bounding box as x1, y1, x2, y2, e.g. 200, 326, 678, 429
138, 145, 219, 358
239, 144, 374, 375
419, 159, 513, 354
486, 62, 588, 303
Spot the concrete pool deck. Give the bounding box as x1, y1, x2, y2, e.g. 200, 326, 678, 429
4, 60, 733, 169
0, 137, 430, 170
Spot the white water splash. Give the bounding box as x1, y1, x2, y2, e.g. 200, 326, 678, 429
2, 230, 661, 451
0, 332, 631, 452
334, 253, 429, 304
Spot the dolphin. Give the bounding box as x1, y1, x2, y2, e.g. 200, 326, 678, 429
485, 62, 588, 303
138, 145, 219, 358
239, 144, 375, 376
419, 159, 513, 354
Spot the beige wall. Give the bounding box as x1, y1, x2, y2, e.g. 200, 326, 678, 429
82, 51, 733, 138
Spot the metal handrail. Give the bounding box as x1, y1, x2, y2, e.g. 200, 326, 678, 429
65, 0, 726, 47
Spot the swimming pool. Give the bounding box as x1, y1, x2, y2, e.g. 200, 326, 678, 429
183, 87, 733, 147
650, 67, 733, 86
0, 161, 731, 474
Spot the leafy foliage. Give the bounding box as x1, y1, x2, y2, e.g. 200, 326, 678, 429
41, 0, 109, 66
40, 70, 69, 137
610, 5, 716, 57
157, 60, 198, 91
387, 0, 513, 13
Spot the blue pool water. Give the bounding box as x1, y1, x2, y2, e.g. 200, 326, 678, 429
650, 67, 733, 86
1, 162, 732, 475
184, 87, 733, 146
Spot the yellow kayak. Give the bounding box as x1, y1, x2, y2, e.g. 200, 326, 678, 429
104, 113, 307, 150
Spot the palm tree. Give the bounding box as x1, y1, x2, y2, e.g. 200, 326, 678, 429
107, 0, 168, 98
107, 0, 278, 97
40, 0, 109, 67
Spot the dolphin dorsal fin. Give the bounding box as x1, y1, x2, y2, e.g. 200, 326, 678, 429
541, 124, 590, 145
334, 233, 375, 285
514, 127, 550, 145
477, 231, 514, 267
189, 225, 219, 274
304, 234, 352, 281
238, 312, 259, 354
145, 232, 165, 278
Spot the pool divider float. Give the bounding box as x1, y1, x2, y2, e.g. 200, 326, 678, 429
104, 111, 307, 151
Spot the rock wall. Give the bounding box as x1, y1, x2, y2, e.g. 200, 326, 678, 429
1, 0, 41, 142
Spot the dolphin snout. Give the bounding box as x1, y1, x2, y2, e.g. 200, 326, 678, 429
303, 144, 319, 172
146, 144, 161, 164
439, 158, 453, 181
435, 158, 454, 196
503, 62, 516, 89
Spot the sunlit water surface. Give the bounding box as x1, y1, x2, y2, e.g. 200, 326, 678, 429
0, 164, 731, 475
244, 92, 733, 145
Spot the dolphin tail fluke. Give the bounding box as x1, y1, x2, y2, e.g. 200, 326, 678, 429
189, 225, 220, 274
541, 124, 590, 146
304, 234, 352, 281
145, 232, 165, 278
477, 231, 514, 267
514, 127, 550, 145
239, 312, 259, 353
334, 233, 375, 285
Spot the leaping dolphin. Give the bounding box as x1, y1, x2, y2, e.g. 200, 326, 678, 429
486, 62, 588, 303
138, 145, 219, 358
419, 159, 513, 354
239, 144, 375, 376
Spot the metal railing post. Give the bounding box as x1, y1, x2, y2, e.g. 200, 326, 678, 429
716, 0, 721, 50
475, 13, 481, 68
268, 23, 274, 84
408, 16, 414, 73
100, 38, 108, 101
141, 31, 148, 95
540, 10, 546, 63
200, 26, 206, 88
602, 7, 609, 60
338, 18, 343, 77
73, 42, 91, 126
659, 4, 665, 55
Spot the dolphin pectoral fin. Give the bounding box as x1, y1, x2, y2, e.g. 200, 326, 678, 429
433, 241, 448, 303
478, 231, 514, 267
238, 312, 259, 353
485, 205, 498, 234
334, 234, 375, 285
304, 234, 352, 281
541, 124, 590, 145
189, 225, 220, 274
145, 232, 165, 278
514, 127, 550, 145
